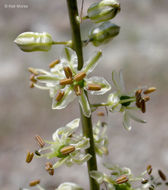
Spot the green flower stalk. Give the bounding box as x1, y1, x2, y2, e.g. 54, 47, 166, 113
87, 0, 120, 23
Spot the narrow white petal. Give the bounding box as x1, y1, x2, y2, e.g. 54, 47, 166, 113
127, 111, 146, 124
53, 157, 69, 169
123, 111, 132, 131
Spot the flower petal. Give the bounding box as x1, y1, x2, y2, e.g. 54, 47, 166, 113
90, 171, 105, 184
53, 157, 69, 169
127, 111, 146, 124
56, 182, 84, 190
112, 70, 124, 93
72, 152, 92, 164
36, 75, 60, 84
123, 111, 132, 131
79, 89, 91, 117
83, 51, 102, 75
85, 76, 111, 95
52, 87, 76, 109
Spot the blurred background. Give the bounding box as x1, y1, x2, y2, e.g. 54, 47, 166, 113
0, 0, 168, 189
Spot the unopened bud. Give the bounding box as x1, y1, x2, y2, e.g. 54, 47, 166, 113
89, 21, 120, 46
87, 0, 120, 23
14, 32, 53, 52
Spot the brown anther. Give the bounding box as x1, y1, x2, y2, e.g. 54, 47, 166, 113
141, 179, 149, 184
59, 78, 73, 85
143, 87, 156, 95
49, 59, 60, 68
74, 85, 81, 96
26, 152, 34, 163
30, 74, 37, 83
143, 96, 150, 102
29, 82, 34, 88
135, 89, 142, 108
141, 99, 146, 113
29, 179, 40, 187
115, 175, 128, 184
45, 162, 54, 176
147, 165, 152, 175
88, 84, 101, 91
63, 67, 72, 78
97, 112, 105, 116
158, 170, 166, 181
56, 91, 65, 102
35, 135, 45, 148
74, 71, 86, 82
60, 145, 75, 155
28, 67, 38, 75
35, 150, 41, 156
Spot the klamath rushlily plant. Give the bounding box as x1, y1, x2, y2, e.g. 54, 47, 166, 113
29, 47, 111, 117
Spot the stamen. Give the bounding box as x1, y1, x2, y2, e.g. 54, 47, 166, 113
97, 112, 105, 116
115, 175, 128, 184
30, 74, 37, 83
158, 170, 166, 181
49, 59, 60, 68
28, 67, 38, 75
63, 67, 72, 78
147, 165, 152, 175
26, 152, 34, 163
143, 96, 150, 102
45, 162, 54, 176
74, 85, 82, 96
60, 78, 73, 85
135, 89, 142, 108
35, 150, 41, 156
141, 99, 146, 113
74, 71, 86, 81
29, 179, 40, 187
60, 145, 75, 155
143, 87, 156, 94
88, 84, 101, 91
56, 91, 65, 102
35, 135, 45, 148
29, 82, 34, 88
141, 179, 149, 184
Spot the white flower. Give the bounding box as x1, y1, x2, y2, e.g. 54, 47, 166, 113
107, 70, 146, 131
36, 118, 91, 168
56, 182, 83, 190
31, 47, 111, 117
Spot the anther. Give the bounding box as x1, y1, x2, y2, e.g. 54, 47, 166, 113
63, 67, 72, 78
29, 179, 40, 187
141, 179, 149, 184
49, 59, 60, 68
29, 82, 34, 88
143, 87, 156, 94
158, 170, 166, 181
74, 85, 81, 96
30, 74, 37, 83
35, 135, 45, 148
74, 72, 86, 81
56, 91, 65, 102
115, 175, 128, 184
45, 162, 54, 176
59, 78, 73, 85
141, 99, 146, 113
35, 150, 41, 156
97, 112, 105, 116
28, 67, 38, 75
147, 165, 152, 175
88, 84, 101, 91
60, 145, 75, 155
143, 96, 150, 102
26, 152, 34, 163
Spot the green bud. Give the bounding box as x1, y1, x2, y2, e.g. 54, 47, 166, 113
89, 21, 120, 46
87, 0, 120, 23
14, 32, 53, 52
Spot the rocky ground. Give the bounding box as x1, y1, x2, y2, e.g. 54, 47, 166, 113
0, 0, 168, 189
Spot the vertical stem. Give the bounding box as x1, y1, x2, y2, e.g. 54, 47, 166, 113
66, 1, 100, 190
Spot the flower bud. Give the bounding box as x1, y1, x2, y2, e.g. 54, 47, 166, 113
14, 32, 53, 52
87, 0, 120, 23
89, 21, 120, 46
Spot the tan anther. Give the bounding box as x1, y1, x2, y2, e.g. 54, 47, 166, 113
143, 87, 156, 94
45, 162, 54, 176
28, 67, 38, 75
135, 89, 142, 100
116, 175, 128, 184
56, 91, 65, 102
63, 67, 72, 78
49, 59, 60, 68
88, 84, 101, 91
29, 179, 40, 187
158, 170, 166, 181
97, 112, 105, 116
74, 72, 86, 81
74, 85, 81, 96
35, 135, 45, 148
60, 145, 75, 155
143, 96, 150, 102
26, 152, 34, 163
141, 99, 146, 113
60, 78, 73, 85
29, 82, 34, 88
30, 74, 37, 83
147, 165, 152, 175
